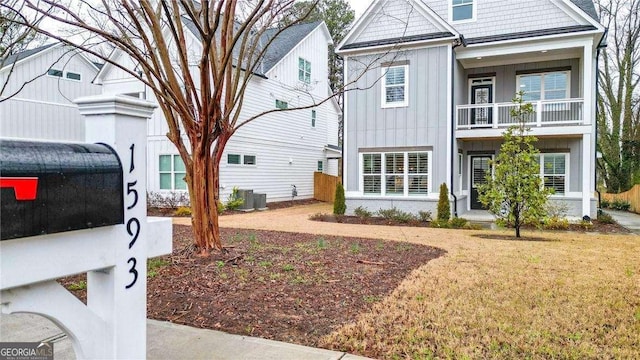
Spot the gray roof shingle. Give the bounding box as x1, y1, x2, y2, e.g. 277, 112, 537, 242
182, 18, 322, 76
2, 42, 58, 69
570, 0, 599, 21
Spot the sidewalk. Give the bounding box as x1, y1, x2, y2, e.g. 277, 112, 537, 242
0, 313, 370, 360
606, 210, 640, 235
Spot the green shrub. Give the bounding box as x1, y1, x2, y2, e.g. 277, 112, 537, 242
437, 183, 451, 222
376, 208, 417, 223
418, 210, 432, 222
600, 199, 610, 209
611, 199, 631, 211
217, 201, 225, 214
334, 183, 346, 215
174, 206, 192, 216
580, 220, 594, 230
450, 217, 469, 229
225, 187, 244, 210
598, 212, 615, 224
353, 206, 372, 218
543, 216, 570, 230
430, 219, 451, 228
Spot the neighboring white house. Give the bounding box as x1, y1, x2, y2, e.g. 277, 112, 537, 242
337, 0, 605, 218
0, 43, 103, 140
94, 20, 341, 203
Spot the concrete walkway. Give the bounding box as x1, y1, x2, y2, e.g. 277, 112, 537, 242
0, 313, 369, 360
606, 210, 640, 235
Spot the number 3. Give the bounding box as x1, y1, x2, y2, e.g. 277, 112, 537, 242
125, 257, 138, 289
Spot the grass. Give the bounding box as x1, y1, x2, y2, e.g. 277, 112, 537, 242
68, 280, 87, 291
147, 258, 170, 278
320, 230, 640, 359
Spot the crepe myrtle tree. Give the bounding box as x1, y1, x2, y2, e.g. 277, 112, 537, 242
477, 92, 552, 238
5, 0, 393, 254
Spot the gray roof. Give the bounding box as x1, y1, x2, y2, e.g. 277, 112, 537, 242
466, 25, 597, 45
341, 32, 455, 50
182, 18, 322, 76
570, 0, 599, 21
260, 21, 322, 73
2, 42, 57, 68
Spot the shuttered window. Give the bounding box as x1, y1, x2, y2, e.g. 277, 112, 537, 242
408, 152, 429, 195
540, 154, 567, 195
382, 65, 408, 108
363, 154, 382, 194
361, 151, 431, 196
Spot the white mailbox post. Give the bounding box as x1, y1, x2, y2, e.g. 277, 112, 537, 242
0, 95, 173, 359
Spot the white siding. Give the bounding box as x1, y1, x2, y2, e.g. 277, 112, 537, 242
0, 45, 102, 141
100, 24, 340, 204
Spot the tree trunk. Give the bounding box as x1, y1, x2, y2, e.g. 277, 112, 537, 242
189, 148, 222, 255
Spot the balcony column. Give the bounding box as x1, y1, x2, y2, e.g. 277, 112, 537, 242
583, 40, 594, 126
582, 133, 592, 218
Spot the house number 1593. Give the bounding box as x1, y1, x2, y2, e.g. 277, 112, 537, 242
125, 143, 139, 289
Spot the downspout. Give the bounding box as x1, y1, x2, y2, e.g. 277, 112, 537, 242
450, 37, 465, 217
595, 31, 607, 214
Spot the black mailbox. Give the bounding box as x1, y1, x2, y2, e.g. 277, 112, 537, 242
1, 140, 124, 240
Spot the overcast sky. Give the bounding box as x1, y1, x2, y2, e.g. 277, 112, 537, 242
347, 0, 371, 18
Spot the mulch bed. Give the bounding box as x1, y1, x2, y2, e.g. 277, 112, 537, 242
59, 226, 445, 347
148, 198, 321, 217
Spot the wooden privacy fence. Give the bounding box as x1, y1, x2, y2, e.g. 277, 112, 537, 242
314, 172, 341, 203
601, 184, 640, 214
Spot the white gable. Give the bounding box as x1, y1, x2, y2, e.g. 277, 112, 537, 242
354, 0, 443, 43
340, 0, 457, 50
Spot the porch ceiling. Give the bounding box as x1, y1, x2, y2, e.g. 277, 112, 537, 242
458, 47, 583, 69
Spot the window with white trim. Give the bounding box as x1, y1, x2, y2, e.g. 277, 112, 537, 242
517, 71, 570, 102
311, 110, 317, 127
243, 155, 256, 165
452, 0, 474, 22
66, 72, 81, 81
382, 65, 408, 108
385, 153, 404, 195
275, 99, 288, 109
362, 151, 431, 196
317, 161, 324, 172
408, 152, 429, 195
537, 153, 567, 195
458, 153, 463, 192
228, 154, 241, 164
159, 155, 187, 190
298, 57, 311, 84
47, 69, 63, 77
363, 154, 382, 194
228, 154, 256, 166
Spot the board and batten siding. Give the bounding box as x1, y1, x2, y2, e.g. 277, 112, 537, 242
0, 45, 101, 141
461, 58, 581, 104
425, 0, 582, 39
345, 45, 450, 194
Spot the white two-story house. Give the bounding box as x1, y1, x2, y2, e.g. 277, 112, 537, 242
0, 43, 103, 140
95, 20, 341, 203
337, 0, 604, 219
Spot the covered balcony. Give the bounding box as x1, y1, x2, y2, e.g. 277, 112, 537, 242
456, 98, 585, 130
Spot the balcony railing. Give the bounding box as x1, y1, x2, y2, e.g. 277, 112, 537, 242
456, 99, 584, 130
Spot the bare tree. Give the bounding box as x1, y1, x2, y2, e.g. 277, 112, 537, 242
1, 0, 378, 254
0, 0, 47, 96
597, 0, 640, 192
3, 0, 411, 255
